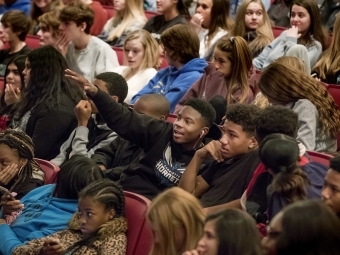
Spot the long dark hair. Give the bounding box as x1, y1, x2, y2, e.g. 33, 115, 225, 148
0, 55, 26, 116
207, 0, 234, 35
12, 46, 84, 120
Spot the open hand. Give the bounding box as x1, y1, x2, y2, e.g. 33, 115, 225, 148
1, 193, 23, 215
41, 238, 64, 255
4, 84, 20, 106
75, 100, 92, 126
0, 163, 19, 185
65, 69, 98, 96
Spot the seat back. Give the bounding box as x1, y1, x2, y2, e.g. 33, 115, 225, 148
167, 113, 177, 123
112, 46, 124, 65
272, 26, 287, 38
306, 151, 332, 167
326, 84, 340, 108
34, 158, 60, 184
25, 35, 40, 49
124, 191, 152, 255
159, 56, 168, 69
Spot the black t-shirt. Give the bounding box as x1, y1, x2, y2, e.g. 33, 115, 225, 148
200, 149, 261, 207
0, 45, 30, 76
143, 14, 187, 42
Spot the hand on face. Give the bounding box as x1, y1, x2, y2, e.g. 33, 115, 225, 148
74, 100, 92, 126
286, 26, 301, 39
42, 238, 64, 255
0, 163, 19, 185
190, 13, 204, 31
196, 140, 223, 162
4, 84, 20, 106
56, 32, 69, 57
65, 69, 98, 96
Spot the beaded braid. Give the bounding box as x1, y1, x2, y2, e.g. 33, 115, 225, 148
63, 179, 125, 254
0, 129, 44, 192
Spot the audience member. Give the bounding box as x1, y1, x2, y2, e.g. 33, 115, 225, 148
36, 10, 60, 47
10, 46, 85, 160
52, 72, 128, 166
179, 104, 261, 207
58, 2, 119, 82
0, 155, 105, 255
0, 10, 30, 77
113, 30, 159, 103
99, 0, 147, 46
258, 60, 340, 152
0, 130, 44, 200
175, 36, 254, 113
320, 0, 340, 32
262, 200, 340, 255
0, 0, 30, 16
91, 94, 170, 181
143, 0, 188, 42
131, 24, 207, 112
29, 0, 64, 34
253, 0, 327, 71
66, 67, 218, 199
147, 187, 204, 255
267, 0, 291, 28
322, 155, 340, 218
232, 0, 274, 58
0, 55, 26, 131
312, 14, 340, 85
183, 209, 262, 255
190, 0, 234, 60
12, 179, 127, 255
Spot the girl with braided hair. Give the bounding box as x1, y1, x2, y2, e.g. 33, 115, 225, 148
0, 129, 44, 199
258, 60, 340, 152
12, 178, 127, 255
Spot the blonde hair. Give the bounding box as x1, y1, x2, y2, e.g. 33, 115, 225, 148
147, 187, 204, 255
312, 14, 340, 81
232, 0, 273, 55
107, 0, 146, 41
29, 0, 64, 34
258, 61, 340, 139
123, 30, 160, 72
38, 10, 60, 38
215, 36, 252, 104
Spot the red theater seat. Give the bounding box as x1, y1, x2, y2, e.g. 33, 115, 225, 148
167, 113, 177, 123
112, 46, 124, 65
0, 77, 4, 93
272, 26, 287, 38
103, 5, 116, 19
35, 158, 60, 184
327, 84, 340, 108
25, 35, 40, 49
124, 191, 152, 255
307, 151, 332, 167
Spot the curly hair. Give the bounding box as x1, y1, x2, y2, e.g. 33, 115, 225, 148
95, 72, 128, 103
184, 98, 216, 128
258, 61, 340, 139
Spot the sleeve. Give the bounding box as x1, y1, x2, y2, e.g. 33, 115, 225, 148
99, 234, 127, 255
174, 75, 201, 114
69, 126, 90, 158
85, 132, 117, 158
306, 41, 323, 68
95, 46, 120, 76
293, 100, 318, 151
51, 130, 75, 166
200, 162, 216, 185
143, 18, 153, 32
91, 138, 120, 168
90, 89, 171, 151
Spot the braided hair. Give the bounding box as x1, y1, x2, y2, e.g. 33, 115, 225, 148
0, 129, 43, 192
63, 179, 125, 254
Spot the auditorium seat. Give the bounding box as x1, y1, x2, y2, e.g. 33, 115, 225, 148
272, 26, 287, 38
25, 35, 40, 49
103, 5, 116, 19
167, 113, 177, 123
0, 77, 4, 93
307, 151, 332, 167
35, 158, 60, 184
326, 84, 340, 108
112, 46, 124, 65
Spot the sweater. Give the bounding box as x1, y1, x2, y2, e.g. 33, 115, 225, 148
90, 89, 210, 199
286, 99, 336, 152
12, 214, 127, 255
66, 36, 119, 82
131, 58, 207, 112
0, 0, 31, 15
253, 31, 322, 70
0, 185, 78, 255
113, 66, 157, 103
174, 63, 254, 113
89, 1, 107, 36
198, 27, 228, 60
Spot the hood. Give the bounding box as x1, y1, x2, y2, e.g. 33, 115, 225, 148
168, 58, 207, 75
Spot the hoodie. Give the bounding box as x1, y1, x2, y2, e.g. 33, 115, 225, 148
131, 58, 207, 112
0, 185, 78, 255
0, 0, 31, 15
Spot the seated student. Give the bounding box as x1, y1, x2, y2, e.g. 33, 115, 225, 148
0, 130, 44, 200
183, 209, 262, 255
36, 10, 60, 47
12, 179, 127, 255
51, 72, 128, 166
0, 10, 30, 77
190, 0, 234, 60
322, 155, 340, 219
10, 46, 85, 160
0, 0, 31, 16
231, 0, 274, 58
147, 187, 204, 255
258, 60, 340, 152
0, 55, 26, 131
98, 0, 147, 46
267, 0, 290, 28
320, 0, 340, 33
58, 2, 119, 82
113, 30, 159, 104
66, 68, 219, 199
131, 24, 207, 113
0, 155, 105, 255
143, 0, 188, 42
179, 104, 261, 207
175, 36, 254, 114
253, 0, 327, 71
312, 14, 340, 85
91, 93, 170, 181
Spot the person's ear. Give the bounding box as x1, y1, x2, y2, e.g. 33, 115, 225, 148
159, 115, 166, 121
200, 127, 209, 138
80, 22, 87, 32
19, 158, 28, 169
108, 209, 115, 220
111, 95, 119, 102
248, 136, 258, 150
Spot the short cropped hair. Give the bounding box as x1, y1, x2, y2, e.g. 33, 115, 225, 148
59, 2, 94, 34
225, 104, 260, 135
160, 24, 200, 64
95, 72, 128, 103
330, 155, 340, 173
184, 98, 216, 128
254, 106, 299, 143
38, 10, 60, 38
1, 10, 30, 41
138, 94, 170, 118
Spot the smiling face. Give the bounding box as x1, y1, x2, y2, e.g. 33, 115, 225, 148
6, 63, 23, 90
124, 38, 144, 70
244, 2, 264, 31
290, 4, 311, 34
196, 220, 219, 255
196, 0, 213, 28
